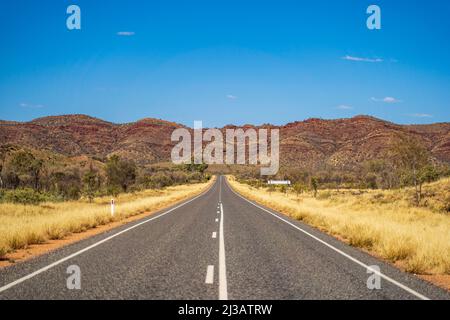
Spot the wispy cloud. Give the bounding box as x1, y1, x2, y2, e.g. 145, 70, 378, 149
19, 102, 44, 109
226, 94, 238, 100
409, 113, 433, 118
371, 97, 402, 103
342, 55, 383, 63
336, 105, 353, 110
117, 31, 135, 36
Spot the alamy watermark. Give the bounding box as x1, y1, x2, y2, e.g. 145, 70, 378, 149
66, 5, 81, 30
66, 265, 81, 290
65, 4, 380, 31
367, 5, 381, 30
171, 121, 279, 176
367, 265, 382, 290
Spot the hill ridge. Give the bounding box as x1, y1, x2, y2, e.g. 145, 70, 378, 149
1, 114, 449, 167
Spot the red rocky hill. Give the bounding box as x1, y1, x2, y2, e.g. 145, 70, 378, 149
0, 114, 449, 168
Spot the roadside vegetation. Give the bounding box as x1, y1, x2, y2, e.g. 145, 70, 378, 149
0, 145, 211, 204
0, 146, 213, 259
234, 134, 450, 207
228, 132, 450, 278
0, 179, 213, 259
228, 175, 450, 276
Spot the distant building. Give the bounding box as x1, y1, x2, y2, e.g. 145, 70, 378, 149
267, 180, 291, 185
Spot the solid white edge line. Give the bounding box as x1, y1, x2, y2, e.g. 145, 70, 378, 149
0, 181, 216, 294
205, 265, 214, 284
225, 178, 430, 301
219, 203, 228, 300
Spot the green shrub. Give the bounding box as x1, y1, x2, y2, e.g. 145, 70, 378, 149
149, 172, 173, 188
65, 186, 81, 200
2, 188, 49, 205
293, 182, 306, 196
187, 172, 203, 183
107, 185, 122, 197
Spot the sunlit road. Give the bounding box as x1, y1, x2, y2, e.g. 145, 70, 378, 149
0, 176, 449, 300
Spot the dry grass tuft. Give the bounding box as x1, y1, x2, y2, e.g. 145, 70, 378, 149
228, 176, 450, 275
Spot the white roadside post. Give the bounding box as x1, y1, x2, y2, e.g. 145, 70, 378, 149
111, 199, 115, 216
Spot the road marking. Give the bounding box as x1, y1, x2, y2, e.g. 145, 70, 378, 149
215, 218, 219, 222
212, 232, 217, 239
205, 265, 214, 284
219, 176, 222, 202
219, 202, 228, 300
225, 179, 430, 301
0, 183, 216, 294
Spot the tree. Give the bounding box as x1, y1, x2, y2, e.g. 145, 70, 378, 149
390, 135, 433, 205
267, 184, 275, 195
49, 170, 82, 200
310, 177, 318, 198
293, 182, 305, 197
106, 155, 137, 193
363, 159, 398, 190
9, 151, 43, 189
416, 165, 439, 203
364, 173, 378, 189
184, 158, 209, 174
83, 166, 100, 202
3, 170, 20, 189
0, 163, 3, 189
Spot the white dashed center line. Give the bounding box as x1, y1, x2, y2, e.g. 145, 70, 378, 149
218, 202, 228, 300
205, 265, 214, 284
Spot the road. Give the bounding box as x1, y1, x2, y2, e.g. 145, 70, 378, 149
0, 176, 449, 300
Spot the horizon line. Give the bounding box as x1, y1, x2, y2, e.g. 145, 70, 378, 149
0, 113, 448, 128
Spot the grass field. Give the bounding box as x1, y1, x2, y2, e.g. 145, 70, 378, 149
227, 176, 450, 275
0, 179, 214, 259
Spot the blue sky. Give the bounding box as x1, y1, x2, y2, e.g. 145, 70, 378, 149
0, 0, 449, 127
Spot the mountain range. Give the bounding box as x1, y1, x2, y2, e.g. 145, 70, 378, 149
1, 114, 449, 169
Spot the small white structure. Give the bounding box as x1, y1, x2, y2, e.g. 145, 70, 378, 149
111, 199, 115, 216
268, 180, 291, 185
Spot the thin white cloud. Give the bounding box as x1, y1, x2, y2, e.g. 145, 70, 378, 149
336, 105, 353, 110
409, 113, 433, 118
117, 31, 135, 36
371, 97, 402, 103
342, 55, 383, 63
226, 94, 238, 100
19, 102, 44, 109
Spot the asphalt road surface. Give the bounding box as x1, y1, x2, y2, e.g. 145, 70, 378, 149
0, 176, 449, 300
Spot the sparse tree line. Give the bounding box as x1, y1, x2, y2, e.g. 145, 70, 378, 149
237, 135, 450, 207
0, 150, 210, 205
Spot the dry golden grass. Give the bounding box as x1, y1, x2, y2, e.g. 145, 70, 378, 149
227, 176, 450, 275
0, 179, 214, 259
